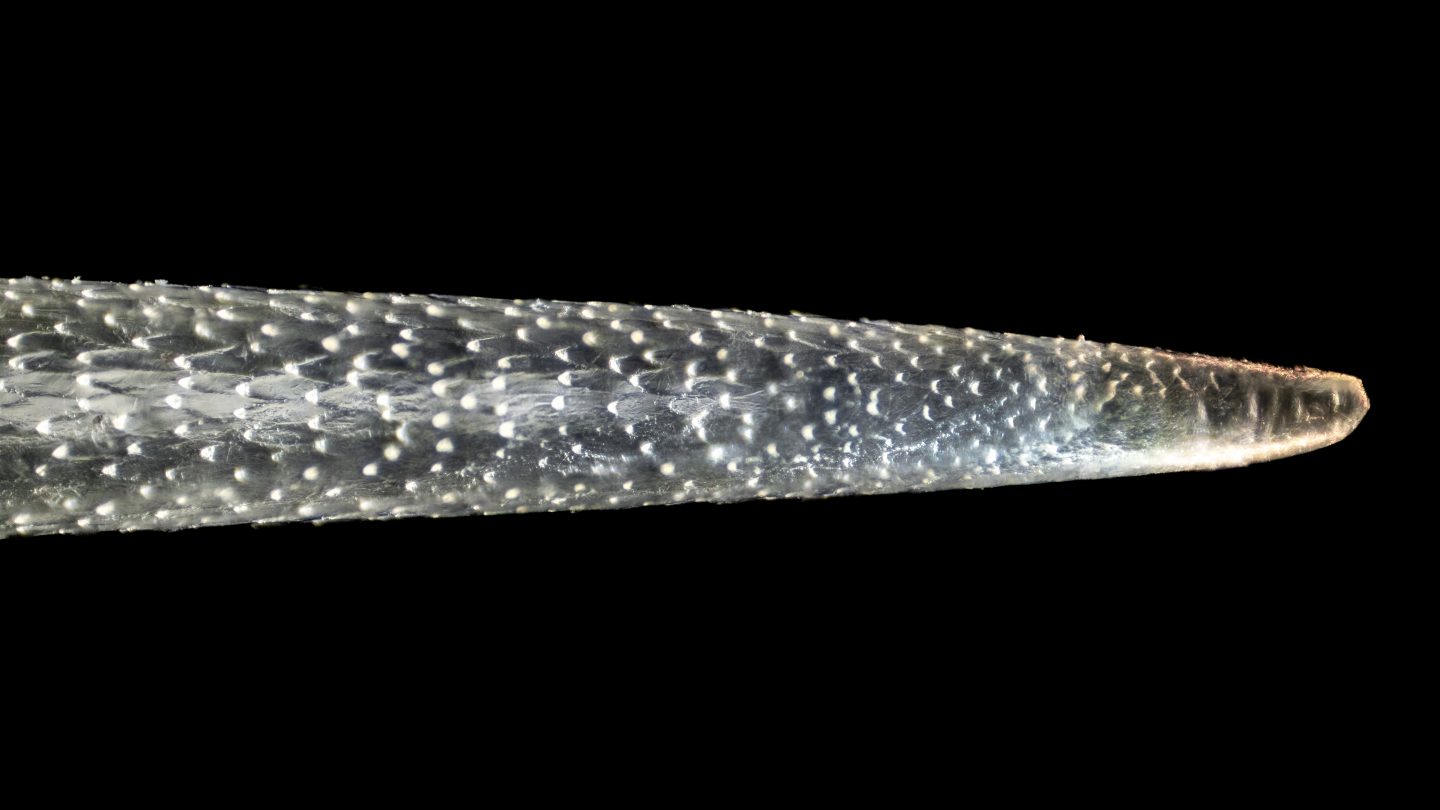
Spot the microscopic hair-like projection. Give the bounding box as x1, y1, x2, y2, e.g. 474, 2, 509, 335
0, 278, 1368, 538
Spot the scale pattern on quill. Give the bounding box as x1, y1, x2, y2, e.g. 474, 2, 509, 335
0, 278, 1368, 537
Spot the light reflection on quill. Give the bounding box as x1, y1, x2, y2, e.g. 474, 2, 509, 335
1, 278, 1368, 537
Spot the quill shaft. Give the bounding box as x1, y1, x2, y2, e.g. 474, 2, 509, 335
1, 278, 1368, 537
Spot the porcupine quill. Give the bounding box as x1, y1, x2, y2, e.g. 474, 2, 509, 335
0, 278, 1368, 538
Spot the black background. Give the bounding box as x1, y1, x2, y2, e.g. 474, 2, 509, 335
0, 21, 1419, 776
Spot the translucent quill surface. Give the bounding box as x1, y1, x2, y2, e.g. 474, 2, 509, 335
1, 278, 1368, 537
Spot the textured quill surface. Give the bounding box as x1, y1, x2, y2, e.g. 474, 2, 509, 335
1, 278, 1368, 537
